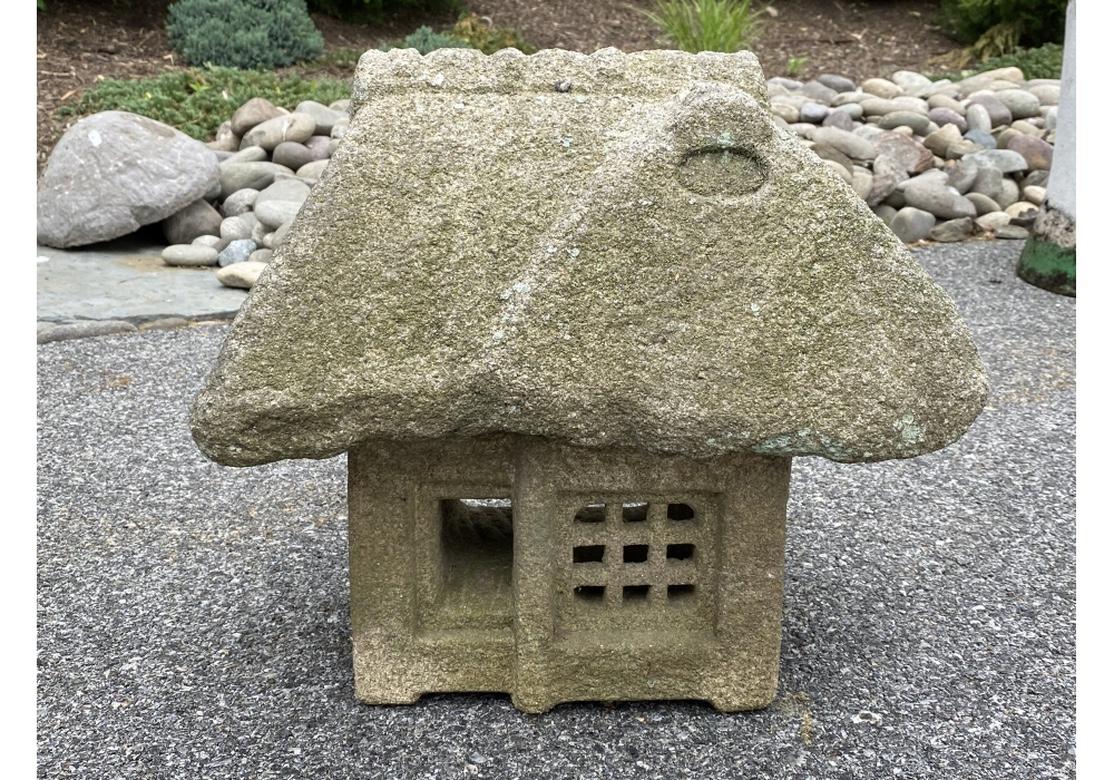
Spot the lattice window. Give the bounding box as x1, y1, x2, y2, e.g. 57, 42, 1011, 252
556, 497, 717, 633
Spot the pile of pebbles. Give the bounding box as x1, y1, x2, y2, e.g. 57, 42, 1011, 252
163, 65, 1059, 291
768, 65, 1058, 243
159, 96, 351, 289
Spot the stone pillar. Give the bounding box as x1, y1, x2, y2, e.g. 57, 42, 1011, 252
1017, 0, 1076, 296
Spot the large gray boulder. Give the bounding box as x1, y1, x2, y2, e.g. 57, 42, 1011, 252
37, 111, 219, 248
192, 48, 987, 467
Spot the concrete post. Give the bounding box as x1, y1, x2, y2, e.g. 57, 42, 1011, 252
1017, 0, 1076, 296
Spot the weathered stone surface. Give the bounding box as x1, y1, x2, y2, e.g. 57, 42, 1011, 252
1024, 185, 1047, 204
305, 135, 333, 160
36, 319, 137, 343
877, 111, 931, 134
902, 171, 976, 219
295, 159, 330, 180
969, 149, 1028, 173
208, 120, 239, 152
861, 97, 902, 117
1006, 201, 1039, 219
862, 77, 902, 99
220, 213, 257, 242
218, 238, 257, 267
889, 206, 935, 242
946, 156, 979, 193
295, 100, 347, 135
231, 97, 285, 137
162, 244, 219, 267
272, 141, 316, 171
1007, 135, 1054, 171
255, 178, 310, 208
966, 192, 1001, 215
37, 111, 219, 248
817, 73, 855, 93
873, 131, 934, 174
240, 112, 316, 151
161, 199, 222, 245
219, 161, 293, 198
220, 188, 259, 217
812, 127, 876, 160
929, 217, 974, 242
966, 103, 992, 134
255, 200, 302, 229
821, 110, 853, 131
888, 69, 927, 92
224, 145, 268, 165
216, 260, 267, 289
192, 234, 226, 249
924, 124, 962, 157
872, 203, 897, 225
1030, 84, 1061, 106
192, 48, 986, 468
799, 101, 829, 123
975, 210, 1011, 231
995, 224, 1031, 239
964, 129, 997, 150
968, 93, 1012, 127
996, 89, 1041, 119
928, 107, 967, 133
851, 169, 873, 200
770, 103, 798, 123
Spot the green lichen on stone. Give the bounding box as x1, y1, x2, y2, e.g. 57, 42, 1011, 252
1017, 236, 1076, 297
894, 413, 925, 446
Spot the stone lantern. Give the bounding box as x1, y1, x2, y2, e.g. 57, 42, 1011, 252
192, 47, 987, 713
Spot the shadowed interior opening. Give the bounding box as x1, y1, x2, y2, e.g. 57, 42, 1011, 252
667, 543, 695, 561
623, 584, 650, 602
622, 503, 648, 523
575, 503, 606, 523
436, 498, 513, 627
668, 583, 696, 601
574, 585, 606, 603
668, 503, 695, 521
573, 544, 605, 563
623, 544, 649, 563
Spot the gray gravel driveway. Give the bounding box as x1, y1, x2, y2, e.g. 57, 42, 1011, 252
38, 240, 1075, 779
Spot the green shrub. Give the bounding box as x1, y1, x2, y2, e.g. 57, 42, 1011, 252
57, 66, 350, 141
166, 0, 325, 70
450, 13, 535, 54
392, 25, 472, 54
939, 0, 1067, 58
641, 0, 762, 53
936, 43, 1063, 81
307, 0, 459, 21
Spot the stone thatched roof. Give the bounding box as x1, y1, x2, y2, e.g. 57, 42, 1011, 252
191, 48, 987, 467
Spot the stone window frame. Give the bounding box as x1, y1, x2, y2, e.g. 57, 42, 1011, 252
556, 495, 719, 634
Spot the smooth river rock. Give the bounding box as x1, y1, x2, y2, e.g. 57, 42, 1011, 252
240, 112, 316, 152
161, 199, 222, 245
38, 111, 219, 248
162, 244, 219, 267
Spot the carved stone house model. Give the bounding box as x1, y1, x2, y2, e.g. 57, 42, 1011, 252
191, 48, 987, 713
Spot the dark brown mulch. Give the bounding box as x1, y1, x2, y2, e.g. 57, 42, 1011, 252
37, 0, 178, 171
35, 0, 454, 170
37, 0, 959, 170
467, 0, 957, 82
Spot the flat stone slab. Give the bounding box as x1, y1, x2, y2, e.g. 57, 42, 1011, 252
37, 236, 246, 323
37, 241, 1074, 778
